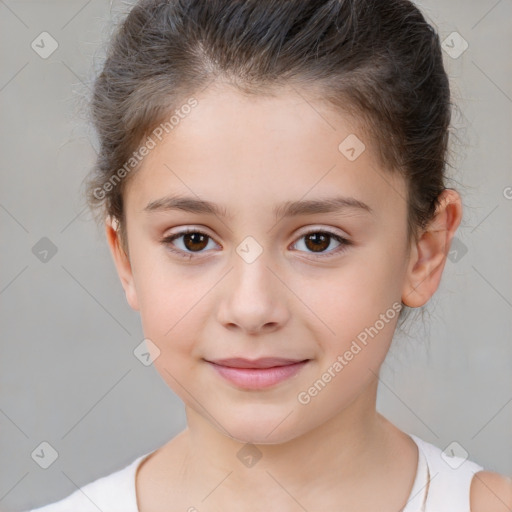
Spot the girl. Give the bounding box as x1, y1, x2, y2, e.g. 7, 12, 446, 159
28, 0, 512, 511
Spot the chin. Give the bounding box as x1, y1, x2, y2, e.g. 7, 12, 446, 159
229, 430, 293, 446
219, 413, 306, 446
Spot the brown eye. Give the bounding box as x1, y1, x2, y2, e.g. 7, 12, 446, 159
161, 229, 219, 258
304, 233, 330, 253
182, 232, 209, 252
292, 230, 351, 258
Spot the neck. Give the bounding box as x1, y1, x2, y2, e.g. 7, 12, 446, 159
179, 378, 393, 506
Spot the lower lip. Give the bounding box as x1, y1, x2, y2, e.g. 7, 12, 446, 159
207, 360, 310, 389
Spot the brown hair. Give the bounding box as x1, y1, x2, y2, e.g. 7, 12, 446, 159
84, 0, 456, 329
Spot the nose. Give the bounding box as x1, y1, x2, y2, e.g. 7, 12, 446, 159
216, 251, 290, 335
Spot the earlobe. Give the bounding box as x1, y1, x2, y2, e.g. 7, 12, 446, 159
104, 216, 140, 311
401, 189, 463, 308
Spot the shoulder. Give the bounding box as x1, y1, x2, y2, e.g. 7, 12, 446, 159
28, 453, 148, 512
470, 470, 512, 512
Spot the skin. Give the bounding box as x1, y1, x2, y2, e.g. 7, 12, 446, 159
104, 82, 509, 511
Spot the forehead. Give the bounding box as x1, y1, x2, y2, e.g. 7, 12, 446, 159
124, 83, 408, 219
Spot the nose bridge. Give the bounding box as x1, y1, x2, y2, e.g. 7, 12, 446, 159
216, 237, 289, 333
233, 245, 272, 296
230, 239, 277, 306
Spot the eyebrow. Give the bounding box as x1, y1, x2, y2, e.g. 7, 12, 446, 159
143, 194, 373, 219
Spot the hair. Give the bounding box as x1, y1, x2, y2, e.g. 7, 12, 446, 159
84, 0, 456, 330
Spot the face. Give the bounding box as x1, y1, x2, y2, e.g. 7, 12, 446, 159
111, 84, 415, 444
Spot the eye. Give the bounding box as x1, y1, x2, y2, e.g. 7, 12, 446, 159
160, 229, 220, 259
291, 230, 352, 258
161, 228, 352, 260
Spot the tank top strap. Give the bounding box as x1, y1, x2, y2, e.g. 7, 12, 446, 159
409, 434, 485, 512
402, 434, 430, 512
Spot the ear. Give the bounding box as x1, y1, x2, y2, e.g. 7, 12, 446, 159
401, 189, 463, 308
104, 216, 140, 311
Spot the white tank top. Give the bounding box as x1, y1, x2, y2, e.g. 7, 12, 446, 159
406, 433, 484, 512
27, 433, 485, 512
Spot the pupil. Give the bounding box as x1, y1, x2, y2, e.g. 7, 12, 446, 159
185, 233, 207, 251
306, 233, 329, 252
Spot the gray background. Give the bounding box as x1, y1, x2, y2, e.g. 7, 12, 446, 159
1, 0, 511, 510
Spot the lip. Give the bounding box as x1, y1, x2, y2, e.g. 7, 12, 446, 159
205, 358, 310, 389
207, 357, 308, 369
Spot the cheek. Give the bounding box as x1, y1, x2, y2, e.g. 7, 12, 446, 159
304, 253, 403, 356
137, 275, 204, 391
138, 280, 200, 347
132, 253, 215, 361
130, 243, 187, 329
295, 268, 400, 412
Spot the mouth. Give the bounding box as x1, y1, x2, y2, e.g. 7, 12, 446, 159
206, 357, 310, 369
204, 357, 311, 389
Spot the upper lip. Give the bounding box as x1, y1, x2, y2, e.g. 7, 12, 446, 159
206, 357, 309, 369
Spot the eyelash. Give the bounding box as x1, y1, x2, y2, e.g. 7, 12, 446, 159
160, 228, 352, 260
